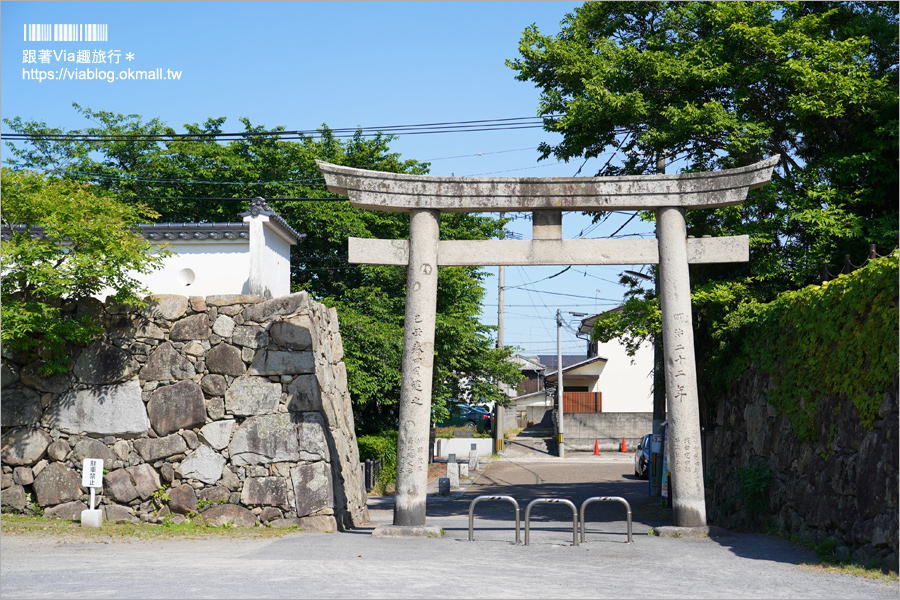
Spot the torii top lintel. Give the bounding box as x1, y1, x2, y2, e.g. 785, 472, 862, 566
316, 156, 778, 213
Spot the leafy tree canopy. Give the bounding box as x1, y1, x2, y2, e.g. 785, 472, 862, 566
1, 168, 166, 373
3, 106, 522, 432
509, 1, 898, 287
509, 1, 898, 423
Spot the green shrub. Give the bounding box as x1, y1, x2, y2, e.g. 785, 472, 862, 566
707, 253, 899, 440
734, 465, 773, 517
357, 430, 398, 494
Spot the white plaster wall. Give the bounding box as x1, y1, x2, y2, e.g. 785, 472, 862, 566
260, 222, 293, 298
594, 339, 653, 412
97, 240, 250, 299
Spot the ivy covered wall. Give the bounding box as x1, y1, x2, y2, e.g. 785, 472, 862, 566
705, 254, 898, 571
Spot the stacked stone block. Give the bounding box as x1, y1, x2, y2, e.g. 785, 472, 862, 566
1, 292, 366, 530
708, 368, 898, 572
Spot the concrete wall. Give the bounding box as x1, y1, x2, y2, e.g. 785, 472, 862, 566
259, 221, 293, 299
433, 438, 493, 459
1, 292, 367, 530
561, 412, 653, 452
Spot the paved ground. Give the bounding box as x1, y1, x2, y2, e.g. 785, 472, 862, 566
2, 447, 897, 599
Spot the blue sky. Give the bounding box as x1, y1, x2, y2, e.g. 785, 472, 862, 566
2, 1, 656, 357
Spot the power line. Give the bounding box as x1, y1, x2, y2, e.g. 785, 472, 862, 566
422, 147, 536, 161
3, 116, 570, 142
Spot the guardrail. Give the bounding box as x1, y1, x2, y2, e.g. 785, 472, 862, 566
524, 498, 579, 546
579, 496, 632, 543
468, 495, 520, 544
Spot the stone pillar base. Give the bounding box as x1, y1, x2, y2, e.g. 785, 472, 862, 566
371, 525, 444, 538
654, 525, 731, 538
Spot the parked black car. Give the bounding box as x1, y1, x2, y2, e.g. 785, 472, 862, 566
634, 433, 651, 479
436, 403, 492, 432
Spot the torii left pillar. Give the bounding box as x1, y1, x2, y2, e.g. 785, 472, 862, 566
394, 209, 440, 527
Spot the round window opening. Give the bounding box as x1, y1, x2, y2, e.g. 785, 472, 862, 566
176, 268, 196, 286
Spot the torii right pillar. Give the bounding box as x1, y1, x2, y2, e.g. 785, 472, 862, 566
657, 206, 705, 526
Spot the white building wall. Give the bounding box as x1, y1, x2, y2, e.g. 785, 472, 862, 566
138, 241, 251, 297
96, 240, 251, 299
260, 220, 294, 298
594, 339, 653, 412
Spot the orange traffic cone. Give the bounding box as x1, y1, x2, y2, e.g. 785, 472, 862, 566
620, 437, 627, 452
593, 439, 600, 456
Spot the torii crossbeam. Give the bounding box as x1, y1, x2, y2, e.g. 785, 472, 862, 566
318, 156, 778, 532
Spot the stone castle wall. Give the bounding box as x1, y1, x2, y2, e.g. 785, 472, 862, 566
707, 368, 898, 571
1, 292, 367, 530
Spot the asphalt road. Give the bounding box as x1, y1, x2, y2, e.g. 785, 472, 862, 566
2, 455, 897, 599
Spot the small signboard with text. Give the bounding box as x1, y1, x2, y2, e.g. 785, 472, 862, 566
82, 458, 103, 488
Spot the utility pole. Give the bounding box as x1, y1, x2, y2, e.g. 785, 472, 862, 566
497, 265, 505, 348
497, 214, 506, 349
495, 216, 506, 456
556, 308, 565, 458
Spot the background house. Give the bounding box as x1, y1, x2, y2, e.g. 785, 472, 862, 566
508, 309, 654, 445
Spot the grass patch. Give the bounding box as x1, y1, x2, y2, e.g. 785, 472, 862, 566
0, 514, 302, 541
799, 562, 898, 582
503, 427, 523, 440
766, 529, 898, 581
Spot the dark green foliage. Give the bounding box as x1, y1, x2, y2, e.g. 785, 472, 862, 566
1, 169, 166, 374
706, 253, 899, 439
3, 107, 523, 430
509, 1, 898, 285
734, 465, 773, 517
357, 431, 399, 493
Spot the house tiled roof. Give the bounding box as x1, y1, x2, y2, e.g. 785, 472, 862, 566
3, 198, 306, 244
577, 306, 624, 337
2, 222, 250, 242
141, 222, 249, 240
536, 354, 588, 371
544, 354, 608, 380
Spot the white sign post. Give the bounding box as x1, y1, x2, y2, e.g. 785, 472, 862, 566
81, 458, 103, 528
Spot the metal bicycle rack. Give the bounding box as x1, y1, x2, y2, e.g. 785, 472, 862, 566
524, 498, 579, 546
468, 495, 521, 544
579, 496, 633, 544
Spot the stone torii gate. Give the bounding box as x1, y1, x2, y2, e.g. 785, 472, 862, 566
317, 156, 778, 533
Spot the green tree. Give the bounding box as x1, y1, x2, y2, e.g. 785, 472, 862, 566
509, 1, 898, 424
509, 1, 898, 287
3, 108, 522, 431
1, 169, 166, 374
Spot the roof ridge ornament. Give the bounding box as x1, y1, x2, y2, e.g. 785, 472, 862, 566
249, 196, 274, 216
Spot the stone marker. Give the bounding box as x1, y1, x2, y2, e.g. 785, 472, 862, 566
459, 463, 468, 478
438, 477, 450, 496
447, 461, 459, 489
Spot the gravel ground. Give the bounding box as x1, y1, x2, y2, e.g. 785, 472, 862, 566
2, 456, 897, 599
